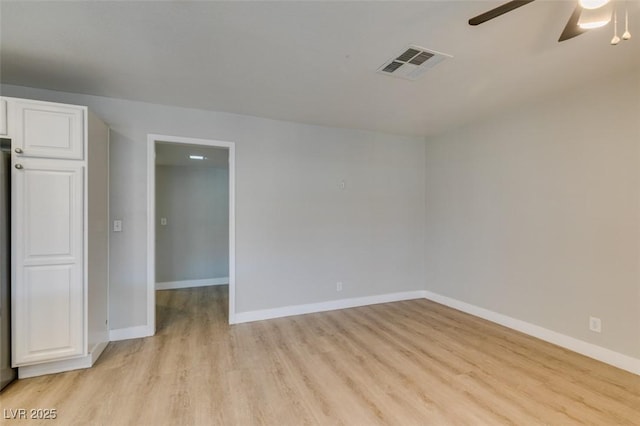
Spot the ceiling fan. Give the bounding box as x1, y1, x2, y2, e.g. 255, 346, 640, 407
468, 0, 621, 43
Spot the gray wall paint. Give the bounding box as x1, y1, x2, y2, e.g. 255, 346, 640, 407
424, 71, 640, 358
0, 84, 426, 329
156, 164, 229, 282
5, 69, 638, 362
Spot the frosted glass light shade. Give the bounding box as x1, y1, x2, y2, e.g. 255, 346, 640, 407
579, 0, 610, 10
578, 3, 613, 28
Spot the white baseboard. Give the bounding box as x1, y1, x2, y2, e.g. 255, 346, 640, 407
423, 290, 640, 376
109, 324, 154, 342
233, 290, 426, 324
18, 340, 109, 379
156, 277, 229, 290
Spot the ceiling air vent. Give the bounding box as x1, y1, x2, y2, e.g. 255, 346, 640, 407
377, 45, 451, 81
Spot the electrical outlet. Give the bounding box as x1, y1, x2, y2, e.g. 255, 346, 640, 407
113, 220, 122, 232
160, 217, 167, 226
336, 281, 343, 292
589, 316, 602, 333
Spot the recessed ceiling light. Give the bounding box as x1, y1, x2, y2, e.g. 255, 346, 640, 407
189, 155, 206, 160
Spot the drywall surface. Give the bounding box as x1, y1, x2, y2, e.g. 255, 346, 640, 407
424, 71, 640, 358
156, 164, 229, 282
1, 84, 426, 329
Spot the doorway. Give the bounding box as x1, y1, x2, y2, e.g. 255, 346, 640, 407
147, 134, 236, 333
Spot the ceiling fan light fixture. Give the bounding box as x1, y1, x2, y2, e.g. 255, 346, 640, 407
579, 19, 610, 29
579, 0, 610, 10
578, 3, 613, 29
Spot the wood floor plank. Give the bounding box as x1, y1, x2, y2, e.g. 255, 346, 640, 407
2, 286, 639, 425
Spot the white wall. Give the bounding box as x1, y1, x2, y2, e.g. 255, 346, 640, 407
424, 70, 640, 358
156, 164, 229, 283
0, 84, 427, 329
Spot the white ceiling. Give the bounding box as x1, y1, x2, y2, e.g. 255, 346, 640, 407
156, 142, 229, 168
1, 1, 639, 138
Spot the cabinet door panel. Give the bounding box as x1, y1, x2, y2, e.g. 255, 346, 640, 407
13, 160, 84, 365
23, 170, 77, 263
13, 100, 84, 160
25, 265, 81, 355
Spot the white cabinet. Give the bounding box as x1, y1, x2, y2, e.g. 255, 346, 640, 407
12, 160, 84, 364
11, 100, 84, 160
0, 99, 7, 136
4, 97, 109, 378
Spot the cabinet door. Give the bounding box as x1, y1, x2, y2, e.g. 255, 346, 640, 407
12, 100, 84, 160
12, 159, 85, 365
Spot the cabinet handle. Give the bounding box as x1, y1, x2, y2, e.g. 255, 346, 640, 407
15, 148, 23, 154
15, 164, 23, 170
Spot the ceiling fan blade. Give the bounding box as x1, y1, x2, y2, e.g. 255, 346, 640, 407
468, 0, 536, 26
559, 3, 587, 42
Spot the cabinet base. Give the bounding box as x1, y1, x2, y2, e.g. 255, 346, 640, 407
17, 340, 108, 379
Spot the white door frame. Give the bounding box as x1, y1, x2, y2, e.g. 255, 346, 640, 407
147, 134, 236, 331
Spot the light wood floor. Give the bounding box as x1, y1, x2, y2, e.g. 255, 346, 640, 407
3, 286, 640, 425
